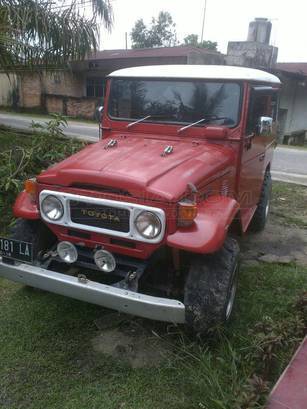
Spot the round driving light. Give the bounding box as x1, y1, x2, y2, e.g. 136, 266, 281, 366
134, 211, 162, 239
57, 241, 78, 264
94, 249, 116, 273
41, 195, 64, 221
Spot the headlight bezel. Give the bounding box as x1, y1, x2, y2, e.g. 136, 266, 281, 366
41, 194, 64, 221
134, 210, 162, 240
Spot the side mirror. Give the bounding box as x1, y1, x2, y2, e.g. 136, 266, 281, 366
95, 105, 104, 122
257, 116, 273, 136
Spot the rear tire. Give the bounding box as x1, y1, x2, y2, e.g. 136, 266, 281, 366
184, 237, 240, 336
250, 170, 272, 232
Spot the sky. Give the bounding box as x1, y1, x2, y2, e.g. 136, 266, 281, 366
100, 0, 307, 62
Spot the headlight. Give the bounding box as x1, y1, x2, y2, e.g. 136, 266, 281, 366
41, 195, 64, 221
134, 211, 162, 239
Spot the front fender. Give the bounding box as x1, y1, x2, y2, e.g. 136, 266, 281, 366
167, 196, 239, 254
13, 191, 40, 220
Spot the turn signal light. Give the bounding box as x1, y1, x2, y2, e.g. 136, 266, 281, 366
24, 178, 37, 199
178, 201, 198, 227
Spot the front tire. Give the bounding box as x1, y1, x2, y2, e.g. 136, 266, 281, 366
184, 237, 240, 335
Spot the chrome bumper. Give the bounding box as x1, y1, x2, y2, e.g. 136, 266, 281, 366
0, 258, 186, 323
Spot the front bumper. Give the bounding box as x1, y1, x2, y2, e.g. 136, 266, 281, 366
0, 257, 186, 323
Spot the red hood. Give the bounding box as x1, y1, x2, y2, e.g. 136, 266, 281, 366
38, 135, 235, 202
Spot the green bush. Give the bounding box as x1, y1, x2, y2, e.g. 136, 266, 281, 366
0, 117, 86, 234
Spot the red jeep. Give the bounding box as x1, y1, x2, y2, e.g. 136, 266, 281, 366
0, 65, 280, 334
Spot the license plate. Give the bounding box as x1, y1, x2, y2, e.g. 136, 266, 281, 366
0, 237, 33, 263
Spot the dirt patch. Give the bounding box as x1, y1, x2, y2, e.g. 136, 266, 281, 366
91, 317, 171, 368
240, 216, 307, 267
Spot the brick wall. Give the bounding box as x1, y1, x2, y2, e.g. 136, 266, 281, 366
19, 71, 98, 118
0, 74, 18, 106
45, 95, 64, 114
45, 94, 99, 119
19, 71, 84, 110
66, 97, 98, 119
44, 71, 84, 97
20, 74, 41, 108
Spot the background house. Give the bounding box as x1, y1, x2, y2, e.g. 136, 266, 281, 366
274, 63, 307, 144
10, 46, 224, 119
0, 18, 307, 145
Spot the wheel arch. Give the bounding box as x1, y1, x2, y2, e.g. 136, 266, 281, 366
167, 195, 240, 254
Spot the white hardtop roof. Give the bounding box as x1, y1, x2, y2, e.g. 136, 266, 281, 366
109, 65, 281, 84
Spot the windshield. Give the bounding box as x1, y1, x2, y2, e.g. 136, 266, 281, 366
108, 78, 241, 127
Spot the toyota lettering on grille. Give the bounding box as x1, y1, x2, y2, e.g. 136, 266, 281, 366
80, 208, 121, 223
70, 200, 130, 233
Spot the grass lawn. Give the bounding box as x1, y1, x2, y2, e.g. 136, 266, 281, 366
0, 129, 306, 409
271, 181, 307, 228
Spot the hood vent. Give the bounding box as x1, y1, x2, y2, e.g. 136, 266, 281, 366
161, 145, 174, 157
104, 139, 118, 149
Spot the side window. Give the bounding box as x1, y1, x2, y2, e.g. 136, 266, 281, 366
246, 90, 278, 134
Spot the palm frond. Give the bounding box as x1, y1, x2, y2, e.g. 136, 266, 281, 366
0, 0, 113, 72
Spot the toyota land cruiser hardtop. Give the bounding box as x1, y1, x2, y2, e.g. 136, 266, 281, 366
0, 65, 281, 334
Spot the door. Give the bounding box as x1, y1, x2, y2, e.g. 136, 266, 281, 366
239, 86, 278, 215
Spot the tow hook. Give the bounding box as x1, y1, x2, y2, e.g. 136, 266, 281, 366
78, 274, 88, 284
126, 271, 137, 282
124, 270, 138, 291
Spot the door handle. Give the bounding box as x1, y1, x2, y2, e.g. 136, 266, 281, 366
244, 133, 254, 150
259, 153, 265, 162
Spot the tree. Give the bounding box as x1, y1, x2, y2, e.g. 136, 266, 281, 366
0, 0, 113, 72
182, 34, 217, 51
131, 11, 177, 49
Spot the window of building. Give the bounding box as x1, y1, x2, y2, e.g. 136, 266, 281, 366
86, 78, 105, 98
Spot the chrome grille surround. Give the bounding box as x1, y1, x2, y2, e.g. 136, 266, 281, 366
39, 190, 166, 244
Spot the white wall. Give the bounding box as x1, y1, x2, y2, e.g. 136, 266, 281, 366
279, 76, 307, 134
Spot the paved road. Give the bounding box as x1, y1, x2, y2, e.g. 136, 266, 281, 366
0, 112, 99, 142
272, 147, 307, 186
0, 112, 306, 186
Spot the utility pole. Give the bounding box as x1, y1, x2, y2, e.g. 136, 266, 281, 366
125, 32, 128, 50
200, 0, 207, 43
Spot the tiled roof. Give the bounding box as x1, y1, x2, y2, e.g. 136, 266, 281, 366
87, 46, 220, 61
275, 62, 307, 76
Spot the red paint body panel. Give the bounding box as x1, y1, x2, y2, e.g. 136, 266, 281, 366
13, 191, 40, 220
167, 196, 240, 254
266, 336, 307, 409
37, 135, 236, 202
46, 223, 158, 259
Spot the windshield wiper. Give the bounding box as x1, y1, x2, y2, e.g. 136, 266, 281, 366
177, 115, 228, 134
127, 115, 152, 129
177, 118, 207, 134
126, 114, 176, 129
